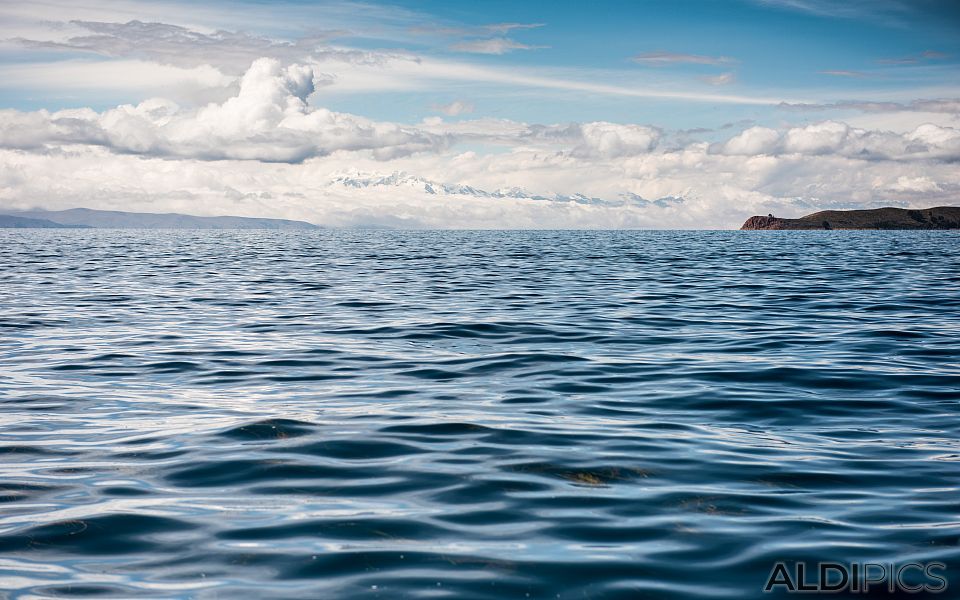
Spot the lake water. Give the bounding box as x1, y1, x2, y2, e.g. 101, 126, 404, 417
1, 230, 958, 599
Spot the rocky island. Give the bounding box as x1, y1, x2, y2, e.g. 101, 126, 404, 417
741, 206, 960, 230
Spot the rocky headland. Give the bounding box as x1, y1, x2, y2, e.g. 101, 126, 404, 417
741, 206, 960, 230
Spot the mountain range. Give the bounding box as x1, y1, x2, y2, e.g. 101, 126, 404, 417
328, 172, 685, 208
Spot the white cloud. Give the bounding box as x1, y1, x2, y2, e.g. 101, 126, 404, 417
6, 19, 420, 78
717, 120, 960, 160
722, 126, 781, 155
417, 120, 661, 158
3, 117, 959, 229
878, 50, 950, 65
363, 57, 792, 105
632, 52, 735, 66
780, 99, 960, 114
0, 58, 444, 162
908, 122, 960, 147
409, 22, 543, 37
751, 0, 917, 26
0, 60, 233, 98
889, 175, 941, 193
6, 54, 829, 166
2, 15, 806, 107
841, 111, 960, 133
0, 0, 425, 44
9, 19, 342, 71
431, 100, 474, 116
783, 120, 850, 154
449, 38, 545, 55
3, 58, 959, 174
701, 72, 736, 86
819, 70, 870, 78
572, 122, 661, 158
2, 60, 959, 230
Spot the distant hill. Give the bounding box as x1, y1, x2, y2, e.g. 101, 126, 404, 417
0, 214, 92, 228
2, 208, 320, 230
741, 206, 960, 230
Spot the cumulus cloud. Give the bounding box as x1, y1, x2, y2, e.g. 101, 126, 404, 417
571, 122, 661, 158
889, 175, 941, 193
0, 70, 671, 163
782, 120, 851, 154
717, 120, 960, 160
0, 58, 444, 162
3, 62, 958, 170
417, 121, 658, 158
722, 126, 781, 155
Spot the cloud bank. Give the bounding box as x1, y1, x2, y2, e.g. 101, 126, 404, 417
1, 57, 957, 229
4, 60, 957, 166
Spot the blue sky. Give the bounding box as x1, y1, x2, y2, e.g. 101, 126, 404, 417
3, 0, 959, 126
331, 0, 960, 128
0, 0, 958, 228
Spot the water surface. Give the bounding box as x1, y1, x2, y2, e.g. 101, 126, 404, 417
1, 230, 959, 598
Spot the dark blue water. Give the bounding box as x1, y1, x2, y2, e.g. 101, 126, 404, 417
1, 230, 958, 599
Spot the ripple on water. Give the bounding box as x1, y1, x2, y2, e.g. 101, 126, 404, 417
1, 229, 959, 598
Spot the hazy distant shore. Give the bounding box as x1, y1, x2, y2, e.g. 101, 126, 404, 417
0, 208, 319, 230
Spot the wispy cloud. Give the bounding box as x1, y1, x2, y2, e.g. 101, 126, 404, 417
700, 72, 736, 86
411, 22, 544, 37
878, 50, 949, 65
6, 19, 409, 72
778, 98, 960, 113
431, 100, 474, 116
751, 0, 918, 27
0, 45, 806, 107
819, 70, 870, 78
483, 22, 545, 35
394, 59, 800, 105
449, 38, 546, 55
631, 51, 735, 66
411, 21, 545, 55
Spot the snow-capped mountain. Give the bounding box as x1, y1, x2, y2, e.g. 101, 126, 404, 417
327, 171, 685, 208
